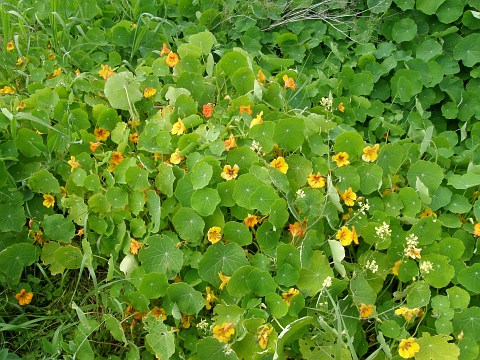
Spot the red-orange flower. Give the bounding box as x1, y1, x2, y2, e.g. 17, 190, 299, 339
203, 104, 214, 118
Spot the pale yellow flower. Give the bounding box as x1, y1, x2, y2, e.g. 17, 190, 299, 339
221, 164, 239, 181
362, 144, 380, 162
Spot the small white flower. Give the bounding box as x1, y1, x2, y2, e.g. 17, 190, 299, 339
406, 233, 419, 246
365, 260, 378, 274
420, 261, 433, 274
320, 97, 333, 111
322, 276, 332, 289
250, 140, 262, 153
375, 222, 391, 240
296, 189, 306, 198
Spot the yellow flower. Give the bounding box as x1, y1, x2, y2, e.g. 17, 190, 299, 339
336, 226, 353, 246
15, 289, 33, 306
398, 338, 420, 359
16, 56, 24, 66
338, 102, 345, 112
110, 151, 124, 165
333, 152, 350, 167
224, 134, 237, 152
151, 306, 167, 321
395, 307, 422, 323
213, 322, 235, 343
0, 86, 15, 95
359, 303, 373, 318
60, 186, 67, 197
6, 41, 14, 51
42, 194, 55, 208
257, 325, 273, 349
16, 101, 26, 111
257, 70, 266, 85
250, 111, 263, 128
362, 144, 380, 162
166, 52, 179, 67
48, 53, 55, 60
129, 239, 143, 255
144, 87, 157, 99
205, 286, 217, 310
340, 187, 357, 206
50, 67, 62, 78
218, 272, 231, 290
392, 260, 402, 276
270, 157, 288, 174
160, 42, 171, 56
75, 69, 81, 76
474, 223, 480, 237
94, 128, 110, 141
67, 156, 80, 172
171, 118, 187, 135
99, 64, 115, 80
221, 164, 239, 181
283, 74, 296, 91
282, 288, 299, 306
207, 227, 222, 244
351, 225, 359, 245
244, 213, 260, 228
129, 132, 139, 144
307, 172, 326, 188
131, 23, 137, 29
181, 314, 194, 329
239, 105, 252, 115
170, 148, 184, 164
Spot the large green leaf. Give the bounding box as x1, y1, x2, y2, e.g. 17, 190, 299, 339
166, 282, 205, 315
297, 251, 333, 296
0, 203, 26, 233
139, 234, 183, 278
104, 72, 143, 110
172, 207, 205, 243
453, 34, 480, 67
407, 160, 444, 193
145, 315, 175, 359
43, 214, 75, 243
273, 118, 305, 151
191, 188, 221, 216
28, 169, 60, 194
0, 243, 40, 283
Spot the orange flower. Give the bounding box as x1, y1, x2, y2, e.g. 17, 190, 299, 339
244, 214, 260, 228
129, 133, 139, 144
166, 52, 179, 67
224, 134, 237, 151
43, 194, 55, 208
6, 41, 14, 51
111, 151, 124, 165
221, 164, 239, 181
338, 102, 345, 112
282, 288, 299, 306
257, 325, 273, 349
89, 141, 101, 152
362, 144, 380, 162
0, 86, 15, 95
99, 64, 115, 80
16, 101, 26, 111
151, 306, 167, 321
419, 208, 437, 219
202, 104, 214, 118
207, 227, 222, 244
144, 87, 157, 99
213, 322, 235, 343
218, 272, 231, 290
289, 222, 304, 237
283, 74, 296, 91
15, 289, 33, 306
359, 304, 373, 318
340, 187, 357, 206
206, 286, 217, 310
94, 128, 110, 141
270, 157, 288, 174
257, 70, 266, 85
333, 152, 350, 167
239, 105, 252, 115
160, 43, 171, 56
474, 223, 480, 237
49, 53, 55, 60
307, 172, 326, 188
129, 239, 143, 255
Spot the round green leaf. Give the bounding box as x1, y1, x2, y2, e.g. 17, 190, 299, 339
249, 121, 276, 153
297, 251, 334, 296
275, 263, 299, 286
223, 221, 252, 246
139, 273, 168, 299
28, 169, 60, 194
406, 280, 431, 308
438, 238, 465, 260
0, 243, 40, 283
436, 0, 464, 23
265, 292, 288, 318
175, 173, 194, 207
250, 184, 279, 214
231, 67, 255, 96
226, 147, 258, 171
155, 164, 175, 197
246, 268, 277, 296
377, 143, 404, 175
334, 165, 360, 192
226, 265, 254, 298
416, 333, 460, 360
357, 163, 383, 194
197, 338, 239, 360
445, 194, 472, 214
233, 173, 264, 209
407, 160, 444, 193
333, 131, 364, 157
54, 246, 83, 269
457, 337, 479, 360
286, 155, 312, 187
105, 186, 129, 209
454, 34, 480, 67
43, 214, 75, 243
218, 51, 249, 75
104, 72, 143, 110
172, 207, 205, 243
268, 198, 289, 230
453, 307, 480, 341
273, 118, 305, 151
421, 254, 455, 288
416, 0, 446, 14
198, 242, 249, 287
392, 18, 417, 43
15, 128, 45, 157
191, 188, 221, 217
0, 203, 26, 233
191, 162, 213, 190
166, 283, 204, 315
447, 286, 470, 309
416, 39, 443, 61
189, 31, 216, 55
125, 166, 150, 191
457, 264, 480, 293
257, 222, 281, 251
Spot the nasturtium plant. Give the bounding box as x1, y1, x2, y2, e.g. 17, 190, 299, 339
2, 0, 480, 358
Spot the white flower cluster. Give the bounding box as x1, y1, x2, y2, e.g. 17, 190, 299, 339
250, 140, 262, 153
375, 222, 391, 240
296, 189, 306, 199
320, 97, 333, 111
420, 261, 433, 274
404, 233, 422, 259
322, 276, 332, 289
196, 319, 209, 332
357, 199, 370, 215
365, 259, 378, 274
